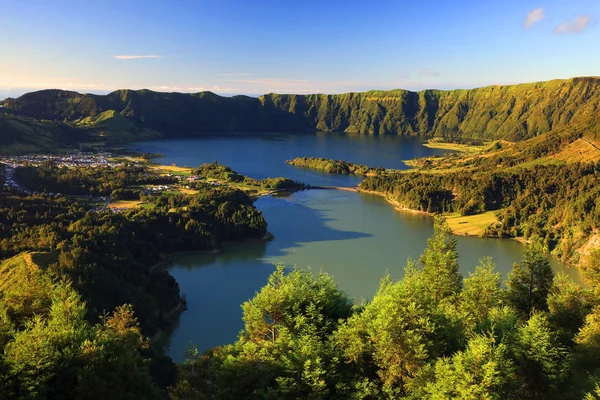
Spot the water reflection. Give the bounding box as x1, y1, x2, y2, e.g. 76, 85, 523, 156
132, 136, 582, 362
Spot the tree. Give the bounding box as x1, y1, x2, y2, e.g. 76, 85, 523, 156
335, 262, 444, 396
241, 265, 352, 343
459, 257, 502, 333
575, 306, 600, 370
582, 249, 600, 296
420, 217, 462, 303
514, 312, 568, 398
76, 305, 160, 400
547, 273, 590, 345
2, 281, 159, 400
3, 283, 88, 398
506, 247, 554, 316
171, 266, 353, 399
422, 334, 518, 400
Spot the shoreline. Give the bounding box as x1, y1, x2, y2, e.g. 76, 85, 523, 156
316, 186, 527, 241
355, 189, 529, 245
149, 231, 274, 272
356, 188, 432, 216
148, 230, 275, 343
149, 249, 221, 272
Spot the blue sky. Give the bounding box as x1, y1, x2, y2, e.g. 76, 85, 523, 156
0, 0, 598, 96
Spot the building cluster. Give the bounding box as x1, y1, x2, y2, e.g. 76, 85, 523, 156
143, 185, 171, 194
2, 165, 30, 194
0, 152, 118, 168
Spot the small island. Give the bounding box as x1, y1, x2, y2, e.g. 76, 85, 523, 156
286, 157, 384, 176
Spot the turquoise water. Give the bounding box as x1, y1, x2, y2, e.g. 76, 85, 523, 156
132, 134, 581, 361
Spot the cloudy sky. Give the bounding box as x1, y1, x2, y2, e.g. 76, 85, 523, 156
0, 0, 598, 97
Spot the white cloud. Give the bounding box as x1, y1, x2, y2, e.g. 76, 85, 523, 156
148, 85, 209, 92
216, 73, 252, 77
420, 69, 440, 77
524, 8, 545, 28
113, 55, 161, 60
555, 16, 590, 34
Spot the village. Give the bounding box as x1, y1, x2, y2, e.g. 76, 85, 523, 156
0, 152, 212, 213
0, 152, 117, 168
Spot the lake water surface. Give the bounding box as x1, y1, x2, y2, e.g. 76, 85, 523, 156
132, 133, 581, 361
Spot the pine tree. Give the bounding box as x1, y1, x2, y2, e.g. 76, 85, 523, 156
506, 247, 554, 316
423, 333, 518, 400
420, 217, 462, 303
459, 257, 502, 332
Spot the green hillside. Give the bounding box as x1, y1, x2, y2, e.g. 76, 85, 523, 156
0, 113, 90, 153
358, 117, 600, 265
260, 77, 600, 139
2, 77, 600, 148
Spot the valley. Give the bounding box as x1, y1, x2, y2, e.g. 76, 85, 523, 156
2, 78, 600, 399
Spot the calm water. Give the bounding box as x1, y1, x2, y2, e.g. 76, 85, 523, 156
132, 133, 581, 361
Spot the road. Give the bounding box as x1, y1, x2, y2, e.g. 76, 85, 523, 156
1, 164, 31, 194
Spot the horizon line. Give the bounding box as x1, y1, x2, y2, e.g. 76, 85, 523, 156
2, 76, 600, 99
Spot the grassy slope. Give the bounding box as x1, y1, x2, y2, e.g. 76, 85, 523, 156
0, 113, 87, 154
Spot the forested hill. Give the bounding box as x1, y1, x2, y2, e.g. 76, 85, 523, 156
2, 77, 600, 146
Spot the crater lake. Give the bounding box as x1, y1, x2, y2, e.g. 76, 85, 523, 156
132, 132, 580, 361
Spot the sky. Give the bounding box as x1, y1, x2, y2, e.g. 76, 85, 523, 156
0, 0, 598, 97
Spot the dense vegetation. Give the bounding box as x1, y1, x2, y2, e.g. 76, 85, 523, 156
362, 162, 600, 261
0, 162, 268, 398
286, 157, 384, 176
171, 219, 600, 399
194, 162, 305, 191
357, 117, 600, 265
16, 160, 175, 196
3, 77, 600, 151
4, 76, 600, 398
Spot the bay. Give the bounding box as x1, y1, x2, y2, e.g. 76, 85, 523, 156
132, 133, 581, 361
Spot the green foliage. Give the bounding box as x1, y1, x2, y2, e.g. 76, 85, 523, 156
419, 217, 462, 303
360, 126, 600, 263
171, 267, 352, 400
459, 257, 502, 333
169, 222, 600, 399
0, 162, 270, 396
334, 262, 452, 396
514, 312, 569, 398
4, 77, 600, 152
1, 279, 159, 399
584, 382, 600, 400
286, 157, 383, 176
575, 306, 600, 367
241, 266, 352, 343
506, 247, 555, 317
422, 334, 518, 400
194, 162, 304, 190
548, 274, 591, 345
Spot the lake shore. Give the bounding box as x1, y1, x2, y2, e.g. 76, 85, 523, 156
356, 188, 432, 216
316, 186, 515, 239
150, 231, 274, 272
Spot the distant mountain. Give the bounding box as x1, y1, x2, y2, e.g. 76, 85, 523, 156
1, 77, 600, 151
